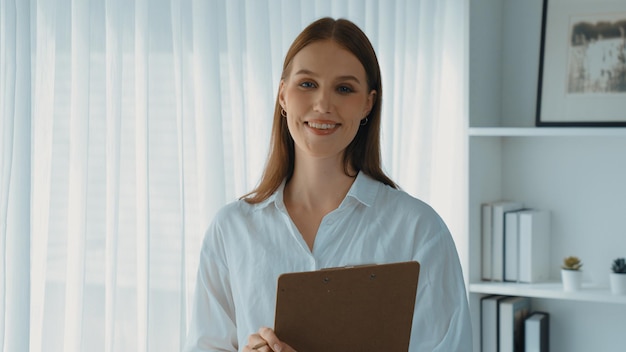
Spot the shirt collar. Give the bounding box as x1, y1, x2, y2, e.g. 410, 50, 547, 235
254, 179, 287, 211
344, 172, 378, 207
253, 171, 380, 211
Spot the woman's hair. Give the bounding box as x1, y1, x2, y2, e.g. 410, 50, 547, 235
243, 17, 397, 203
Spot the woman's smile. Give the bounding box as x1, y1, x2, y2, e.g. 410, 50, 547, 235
306, 120, 340, 135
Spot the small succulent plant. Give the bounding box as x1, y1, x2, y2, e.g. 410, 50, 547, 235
612, 258, 626, 274
562, 256, 582, 271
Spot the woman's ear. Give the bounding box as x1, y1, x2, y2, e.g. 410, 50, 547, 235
278, 80, 286, 109
365, 90, 377, 116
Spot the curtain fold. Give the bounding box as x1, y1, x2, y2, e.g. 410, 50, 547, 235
1, 0, 31, 351
134, 0, 150, 351
0, 0, 467, 350
168, 0, 189, 349
191, 0, 226, 231
63, 0, 91, 350
222, 0, 248, 209
0, 0, 15, 344
103, 0, 123, 351
30, 0, 56, 350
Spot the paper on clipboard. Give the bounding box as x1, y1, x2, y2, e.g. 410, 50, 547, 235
274, 261, 420, 352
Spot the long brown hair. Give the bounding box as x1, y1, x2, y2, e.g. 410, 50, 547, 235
243, 17, 397, 204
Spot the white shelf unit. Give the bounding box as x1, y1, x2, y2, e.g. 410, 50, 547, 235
468, 1, 626, 351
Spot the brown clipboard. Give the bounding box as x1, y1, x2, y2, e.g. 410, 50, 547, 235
274, 261, 420, 352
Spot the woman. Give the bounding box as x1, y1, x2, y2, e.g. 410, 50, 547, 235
184, 17, 472, 352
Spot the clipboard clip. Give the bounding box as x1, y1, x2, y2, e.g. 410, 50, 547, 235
321, 263, 378, 270
320, 264, 379, 283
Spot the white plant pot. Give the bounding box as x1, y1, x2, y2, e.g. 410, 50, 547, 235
561, 269, 582, 292
610, 273, 626, 295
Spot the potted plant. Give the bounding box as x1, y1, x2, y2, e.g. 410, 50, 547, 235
561, 256, 582, 292
610, 257, 626, 295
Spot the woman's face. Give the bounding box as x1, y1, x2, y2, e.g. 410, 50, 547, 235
279, 40, 375, 163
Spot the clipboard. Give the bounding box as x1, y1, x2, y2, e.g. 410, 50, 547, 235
274, 261, 420, 352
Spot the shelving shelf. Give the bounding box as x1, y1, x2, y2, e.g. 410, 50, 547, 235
469, 282, 626, 305
469, 127, 626, 137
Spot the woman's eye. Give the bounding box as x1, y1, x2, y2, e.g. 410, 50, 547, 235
299, 81, 315, 88
337, 86, 353, 94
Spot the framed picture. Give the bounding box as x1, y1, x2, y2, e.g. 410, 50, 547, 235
536, 0, 626, 126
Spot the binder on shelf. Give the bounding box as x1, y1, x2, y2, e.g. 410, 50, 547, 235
525, 312, 549, 352
499, 296, 531, 352
482, 203, 493, 280
481, 295, 508, 352
504, 209, 524, 282
492, 201, 524, 281
518, 210, 551, 283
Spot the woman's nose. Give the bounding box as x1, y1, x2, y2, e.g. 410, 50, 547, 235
313, 88, 332, 113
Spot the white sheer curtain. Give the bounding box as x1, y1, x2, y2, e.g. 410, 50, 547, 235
0, 0, 467, 351
1, 1, 31, 351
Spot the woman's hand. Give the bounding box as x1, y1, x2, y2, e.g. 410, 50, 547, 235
243, 327, 297, 352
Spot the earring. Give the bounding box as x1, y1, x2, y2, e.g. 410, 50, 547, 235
281, 108, 287, 117
360, 117, 368, 126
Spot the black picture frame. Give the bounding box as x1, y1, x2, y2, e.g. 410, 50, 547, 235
536, 0, 626, 126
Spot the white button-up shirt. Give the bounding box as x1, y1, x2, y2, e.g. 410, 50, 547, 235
184, 172, 472, 351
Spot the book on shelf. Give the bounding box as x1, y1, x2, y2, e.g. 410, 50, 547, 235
525, 311, 549, 352
493, 202, 525, 281
481, 295, 508, 352
499, 296, 531, 352
482, 202, 551, 283
518, 210, 551, 283
482, 203, 493, 280
504, 209, 526, 282
483, 201, 524, 281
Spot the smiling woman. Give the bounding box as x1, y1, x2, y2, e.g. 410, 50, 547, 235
1, 1, 467, 352
279, 40, 375, 167
184, 17, 472, 352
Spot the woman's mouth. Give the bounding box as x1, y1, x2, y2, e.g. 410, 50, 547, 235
307, 122, 337, 130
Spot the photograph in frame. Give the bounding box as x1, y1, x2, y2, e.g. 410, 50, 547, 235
536, 0, 626, 126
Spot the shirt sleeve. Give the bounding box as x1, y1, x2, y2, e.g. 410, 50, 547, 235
183, 220, 238, 352
410, 218, 473, 352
